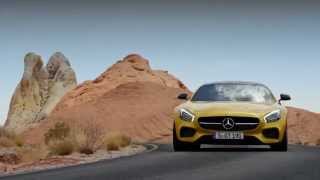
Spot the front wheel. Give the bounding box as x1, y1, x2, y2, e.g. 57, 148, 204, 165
270, 129, 288, 152
173, 127, 200, 152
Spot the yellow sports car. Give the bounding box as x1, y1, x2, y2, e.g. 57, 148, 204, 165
173, 81, 291, 151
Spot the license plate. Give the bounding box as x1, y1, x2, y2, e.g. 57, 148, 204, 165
214, 131, 244, 140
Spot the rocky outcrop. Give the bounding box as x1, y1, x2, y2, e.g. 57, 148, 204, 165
24, 82, 188, 144
37, 52, 77, 121
5, 53, 48, 132
23, 54, 190, 144
54, 54, 189, 111
287, 107, 320, 146
5, 52, 77, 132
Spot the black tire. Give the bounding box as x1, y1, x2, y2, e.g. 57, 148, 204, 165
173, 127, 200, 152
270, 128, 288, 152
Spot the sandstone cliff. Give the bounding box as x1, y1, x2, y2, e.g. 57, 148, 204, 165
54, 54, 188, 112
287, 107, 320, 145
23, 54, 190, 144
5, 52, 77, 132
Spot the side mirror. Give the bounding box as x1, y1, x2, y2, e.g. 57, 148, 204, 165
177, 93, 188, 100
279, 94, 291, 104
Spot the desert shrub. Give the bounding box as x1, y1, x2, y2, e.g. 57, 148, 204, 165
44, 122, 75, 156
104, 133, 131, 151
14, 136, 24, 147
72, 121, 104, 155
44, 121, 106, 155
48, 139, 74, 156
44, 122, 70, 145
78, 146, 94, 155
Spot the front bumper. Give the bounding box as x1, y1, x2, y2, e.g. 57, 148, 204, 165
174, 117, 287, 145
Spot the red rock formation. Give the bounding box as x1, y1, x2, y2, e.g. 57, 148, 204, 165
287, 107, 320, 145
24, 54, 190, 144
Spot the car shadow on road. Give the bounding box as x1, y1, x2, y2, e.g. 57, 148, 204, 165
165, 145, 275, 152
199, 145, 274, 152
196, 147, 272, 152
158, 144, 280, 152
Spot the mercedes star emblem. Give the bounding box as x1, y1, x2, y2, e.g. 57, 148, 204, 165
222, 117, 235, 130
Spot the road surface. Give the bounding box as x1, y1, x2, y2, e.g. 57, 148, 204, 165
2, 144, 320, 180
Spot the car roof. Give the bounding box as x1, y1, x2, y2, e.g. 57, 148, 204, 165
203, 81, 268, 87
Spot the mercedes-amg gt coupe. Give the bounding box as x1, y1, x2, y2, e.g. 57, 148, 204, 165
173, 81, 291, 151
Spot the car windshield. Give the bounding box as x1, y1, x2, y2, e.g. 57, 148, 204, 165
191, 83, 276, 104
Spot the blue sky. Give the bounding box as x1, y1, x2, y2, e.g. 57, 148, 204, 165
1, 0, 319, 123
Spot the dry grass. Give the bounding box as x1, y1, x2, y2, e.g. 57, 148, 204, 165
42, 122, 72, 156
44, 122, 70, 145
14, 136, 24, 147
17, 145, 48, 163
0, 127, 48, 164
0, 127, 24, 148
24, 120, 131, 159
44, 121, 105, 156
103, 132, 131, 151
44, 122, 74, 156
71, 120, 105, 155
47, 139, 74, 156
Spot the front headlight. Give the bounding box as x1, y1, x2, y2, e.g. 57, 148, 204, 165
179, 108, 195, 122
264, 109, 281, 123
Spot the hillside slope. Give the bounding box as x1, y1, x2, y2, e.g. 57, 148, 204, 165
54, 54, 187, 112
287, 107, 320, 145
24, 54, 189, 144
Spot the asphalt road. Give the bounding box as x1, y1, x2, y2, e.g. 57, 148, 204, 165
2, 144, 320, 180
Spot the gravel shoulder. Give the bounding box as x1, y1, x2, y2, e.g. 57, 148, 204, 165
0, 144, 146, 177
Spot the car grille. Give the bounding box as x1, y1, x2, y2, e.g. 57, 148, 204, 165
198, 116, 260, 131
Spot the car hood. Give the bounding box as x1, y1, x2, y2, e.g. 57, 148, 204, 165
179, 101, 282, 118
